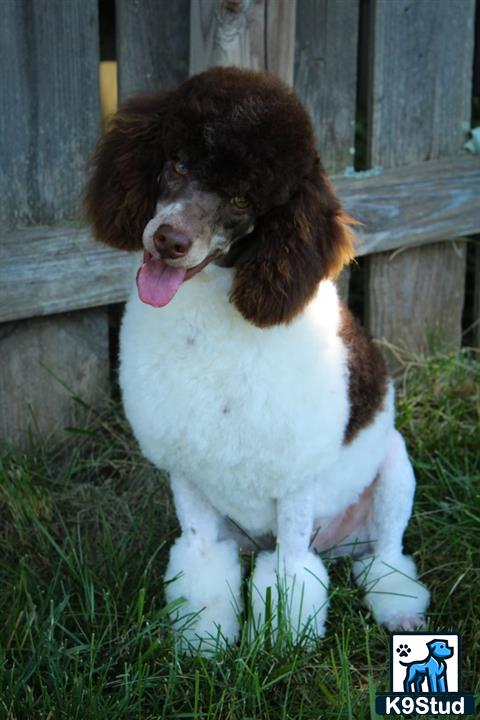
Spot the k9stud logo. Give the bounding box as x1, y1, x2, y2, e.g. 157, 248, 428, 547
392, 633, 458, 693
375, 633, 475, 716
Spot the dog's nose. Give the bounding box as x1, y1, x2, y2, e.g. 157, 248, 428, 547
153, 225, 192, 259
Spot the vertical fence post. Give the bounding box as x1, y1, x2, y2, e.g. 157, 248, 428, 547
364, 0, 475, 363
116, 0, 190, 99
0, 0, 108, 447
294, 0, 359, 300
190, 0, 296, 80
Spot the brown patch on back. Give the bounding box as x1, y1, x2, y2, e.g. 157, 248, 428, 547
339, 303, 388, 443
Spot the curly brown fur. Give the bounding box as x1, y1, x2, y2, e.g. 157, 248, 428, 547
84, 93, 172, 251
338, 304, 388, 443
84, 66, 355, 326
230, 165, 355, 326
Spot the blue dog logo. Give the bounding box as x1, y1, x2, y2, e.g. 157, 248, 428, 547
399, 639, 454, 693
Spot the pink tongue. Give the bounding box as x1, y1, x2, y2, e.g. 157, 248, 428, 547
136, 256, 186, 307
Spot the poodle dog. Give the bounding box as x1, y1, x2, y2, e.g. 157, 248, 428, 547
85, 66, 429, 652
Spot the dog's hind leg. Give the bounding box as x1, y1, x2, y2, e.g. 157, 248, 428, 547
352, 429, 430, 631
164, 476, 242, 654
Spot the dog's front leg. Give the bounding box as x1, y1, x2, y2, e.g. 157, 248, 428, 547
165, 477, 242, 654
250, 488, 329, 643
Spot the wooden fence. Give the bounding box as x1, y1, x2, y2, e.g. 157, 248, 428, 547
1, 0, 479, 447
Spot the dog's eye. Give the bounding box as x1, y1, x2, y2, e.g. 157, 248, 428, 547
173, 161, 189, 176
230, 196, 250, 210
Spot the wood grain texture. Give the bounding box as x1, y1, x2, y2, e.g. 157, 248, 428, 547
0, 0, 100, 227
0, 309, 110, 447
366, 242, 467, 355
265, 0, 297, 83
190, 0, 296, 83
116, 0, 190, 99
334, 156, 480, 256
368, 0, 475, 168
294, 0, 359, 173
365, 0, 475, 357
0, 226, 134, 323
1, 156, 478, 323
191, 0, 265, 74
0, 0, 110, 446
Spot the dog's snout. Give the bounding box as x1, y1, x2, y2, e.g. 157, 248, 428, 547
153, 225, 192, 259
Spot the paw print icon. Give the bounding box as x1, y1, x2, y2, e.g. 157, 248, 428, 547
396, 644, 412, 658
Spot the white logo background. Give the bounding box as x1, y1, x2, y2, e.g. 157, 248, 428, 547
392, 633, 459, 693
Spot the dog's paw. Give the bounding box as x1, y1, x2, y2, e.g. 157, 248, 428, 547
386, 614, 427, 632
353, 554, 430, 629
165, 536, 242, 654
249, 550, 329, 644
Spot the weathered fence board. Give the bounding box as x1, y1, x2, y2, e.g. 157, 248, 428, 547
294, 0, 359, 300
0, 226, 134, 323
0, 310, 109, 447
0, 0, 108, 447
367, 3, 474, 166
264, 0, 297, 83
334, 156, 480, 256
116, 0, 190, 98
365, 0, 476, 358
191, 0, 264, 74
190, 0, 296, 83
0, 0, 100, 227
294, 0, 359, 175
1, 156, 479, 324
366, 242, 467, 356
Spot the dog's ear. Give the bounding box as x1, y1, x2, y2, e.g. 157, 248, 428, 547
84, 92, 172, 251
230, 161, 356, 327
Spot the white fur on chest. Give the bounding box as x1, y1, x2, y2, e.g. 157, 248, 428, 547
119, 263, 386, 535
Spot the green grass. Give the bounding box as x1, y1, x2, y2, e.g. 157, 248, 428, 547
0, 351, 478, 719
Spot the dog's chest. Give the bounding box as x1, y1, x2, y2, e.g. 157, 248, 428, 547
119, 268, 349, 507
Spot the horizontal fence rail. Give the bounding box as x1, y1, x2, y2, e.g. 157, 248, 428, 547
1, 155, 478, 324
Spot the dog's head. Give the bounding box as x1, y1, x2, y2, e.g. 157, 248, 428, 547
85, 67, 355, 326
427, 640, 454, 660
